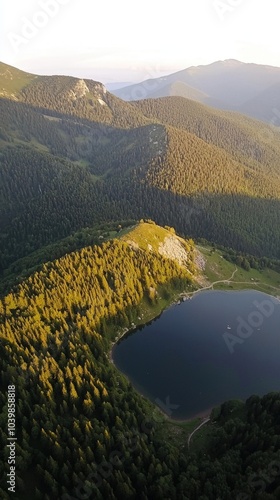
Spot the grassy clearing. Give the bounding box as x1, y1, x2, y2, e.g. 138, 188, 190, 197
73, 159, 90, 168
189, 424, 213, 454
151, 410, 215, 454
29, 138, 49, 153
43, 115, 61, 122
173, 418, 201, 433
109, 225, 136, 239
198, 245, 236, 282
157, 424, 187, 448
120, 221, 174, 252
198, 245, 280, 297
0, 62, 36, 95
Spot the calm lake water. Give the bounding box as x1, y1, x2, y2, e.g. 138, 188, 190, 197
112, 290, 280, 419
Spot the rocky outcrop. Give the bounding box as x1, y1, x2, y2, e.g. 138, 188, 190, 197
158, 235, 189, 267
66, 79, 90, 100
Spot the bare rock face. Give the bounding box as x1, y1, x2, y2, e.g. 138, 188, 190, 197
194, 250, 206, 271
158, 236, 189, 267
90, 83, 108, 105
65, 79, 108, 106
93, 82, 107, 95
67, 79, 90, 100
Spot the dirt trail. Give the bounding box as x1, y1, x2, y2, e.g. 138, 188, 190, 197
182, 267, 238, 299
187, 418, 211, 449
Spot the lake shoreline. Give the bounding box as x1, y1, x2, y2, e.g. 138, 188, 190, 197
168, 406, 215, 423
109, 280, 198, 361
112, 287, 280, 426
109, 259, 280, 426
109, 284, 277, 364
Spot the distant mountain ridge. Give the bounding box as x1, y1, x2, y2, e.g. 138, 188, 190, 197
113, 59, 280, 122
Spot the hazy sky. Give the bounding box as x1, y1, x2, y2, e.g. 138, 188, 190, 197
1, 0, 280, 83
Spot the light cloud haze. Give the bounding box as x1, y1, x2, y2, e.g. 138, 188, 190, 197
1, 0, 280, 83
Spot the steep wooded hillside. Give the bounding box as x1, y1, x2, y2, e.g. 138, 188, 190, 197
0, 62, 149, 128
133, 96, 280, 175
1, 223, 280, 499
1, 62, 280, 274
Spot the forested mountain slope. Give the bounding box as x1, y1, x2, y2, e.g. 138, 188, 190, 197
1, 222, 280, 499
144, 125, 280, 198
0, 97, 166, 270
0, 62, 149, 128
1, 62, 280, 274
1, 61, 280, 500
133, 96, 280, 175
241, 81, 280, 122
0, 223, 194, 499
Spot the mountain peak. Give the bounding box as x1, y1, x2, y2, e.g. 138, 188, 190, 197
220, 59, 244, 65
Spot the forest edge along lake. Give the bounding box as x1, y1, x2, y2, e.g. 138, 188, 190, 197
112, 289, 280, 421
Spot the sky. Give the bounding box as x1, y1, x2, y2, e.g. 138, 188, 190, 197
1, 0, 280, 83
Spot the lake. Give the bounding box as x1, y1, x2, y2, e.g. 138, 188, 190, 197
112, 290, 280, 420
